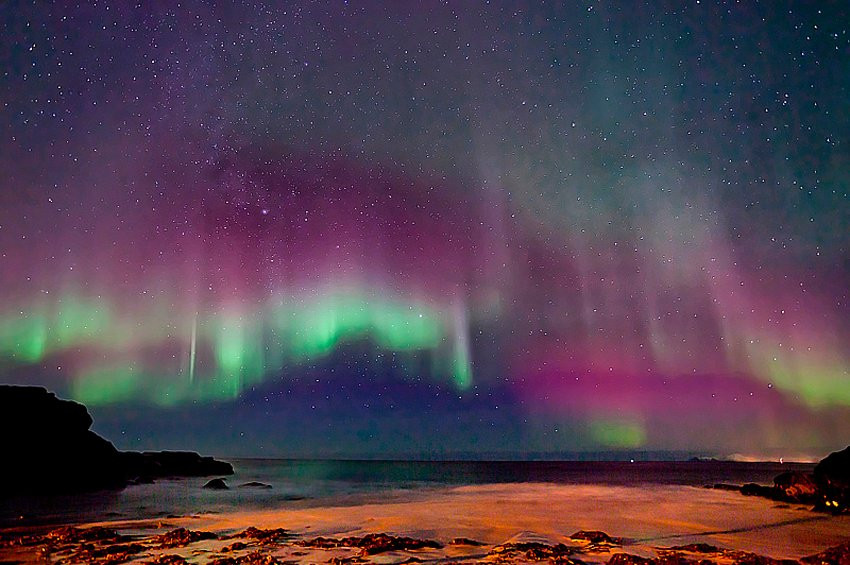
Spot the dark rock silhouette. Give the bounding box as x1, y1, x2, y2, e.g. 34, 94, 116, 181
0, 385, 232, 496
203, 478, 229, 490
815, 446, 850, 489
813, 446, 850, 513
239, 481, 272, 489
221, 541, 249, 552
0, 385, 124, 493
570, 530, 617, 544
121, 450, 232, 482
740, 482, 783, 500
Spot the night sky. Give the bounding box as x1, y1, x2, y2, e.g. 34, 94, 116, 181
1, 1, 848, 459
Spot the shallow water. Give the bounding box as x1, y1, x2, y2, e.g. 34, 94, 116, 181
1, 459, 811, 528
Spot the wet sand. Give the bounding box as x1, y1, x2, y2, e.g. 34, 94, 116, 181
3, 483, 850, 563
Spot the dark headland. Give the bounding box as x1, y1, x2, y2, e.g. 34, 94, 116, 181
0, 385, 232, 496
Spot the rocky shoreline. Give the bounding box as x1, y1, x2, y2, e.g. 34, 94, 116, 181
1, 523, 848, 565
711, 446, 850, 514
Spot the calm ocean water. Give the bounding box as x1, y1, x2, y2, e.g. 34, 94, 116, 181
1, 459, 812, 528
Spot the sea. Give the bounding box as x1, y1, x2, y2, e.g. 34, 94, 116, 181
0, 459, 812, 528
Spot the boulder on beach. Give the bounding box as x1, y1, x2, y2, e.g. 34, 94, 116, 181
203, 478, 229, 490
740, 482, 781, 500
0, 385, 233, 496
239, 481, 272, 489
773, 471, 818, 502
235, 526, 291, 544
153, 527, 217, 548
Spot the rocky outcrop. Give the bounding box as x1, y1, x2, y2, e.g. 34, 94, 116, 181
739, 473, 819, 504
774, 471, 819, 502
298, 534, 443, 556
719, 446, 850, 514
741, 482, 786, 500
570, 530, 618, 545
153, 528, 218, 548
813, 446, 850, 513
233, 527, 291, 545
487, 541, 577, 562
0, 385, 232, 496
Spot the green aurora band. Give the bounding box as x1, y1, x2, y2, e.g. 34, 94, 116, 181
0, 290, 473, 406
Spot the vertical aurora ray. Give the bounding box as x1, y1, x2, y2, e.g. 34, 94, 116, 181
450, 301, 473, 390
209, 311, 266, 399
189, 314, 197, 384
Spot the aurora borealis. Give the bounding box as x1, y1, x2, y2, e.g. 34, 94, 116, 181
1, 2, 848, 459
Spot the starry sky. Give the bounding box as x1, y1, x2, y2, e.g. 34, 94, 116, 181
1, 1, 848, 459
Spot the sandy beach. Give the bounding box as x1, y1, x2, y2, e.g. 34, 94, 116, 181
4, 482, 849, 563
